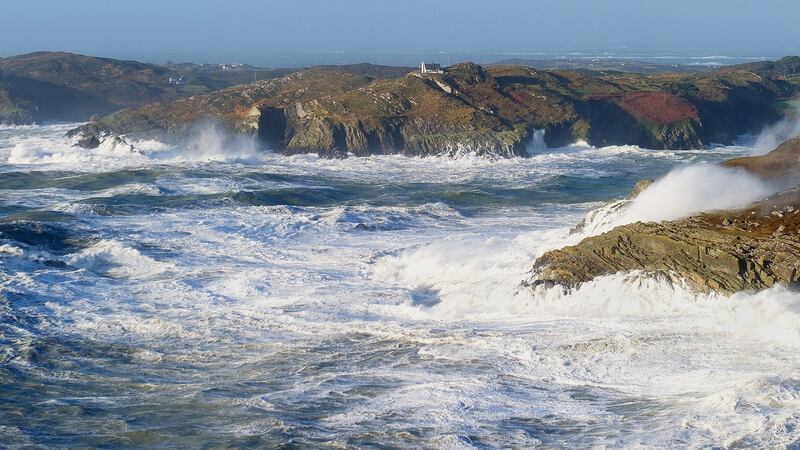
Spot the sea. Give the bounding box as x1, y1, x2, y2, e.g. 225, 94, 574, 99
1, 122, 799, 448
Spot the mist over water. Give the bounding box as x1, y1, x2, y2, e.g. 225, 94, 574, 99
1, 123, 799, 447
614, 163, 776, 225
750, 100, 800, 154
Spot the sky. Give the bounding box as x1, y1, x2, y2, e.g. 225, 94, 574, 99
2, 0, 799, 66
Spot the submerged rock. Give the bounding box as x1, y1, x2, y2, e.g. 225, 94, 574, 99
629, 179, 655, 198
74, 134, 100, 149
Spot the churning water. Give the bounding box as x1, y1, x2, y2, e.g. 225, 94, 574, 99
1, 123, 799, 448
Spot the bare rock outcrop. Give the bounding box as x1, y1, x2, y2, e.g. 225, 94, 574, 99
531, 139, 800, 294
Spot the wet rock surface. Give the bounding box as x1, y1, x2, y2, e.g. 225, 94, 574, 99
532, 141, 800, 294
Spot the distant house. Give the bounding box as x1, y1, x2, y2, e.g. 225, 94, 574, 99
420, 62, 445, 74
168, 75, 185, 85
220, 63, 243, 70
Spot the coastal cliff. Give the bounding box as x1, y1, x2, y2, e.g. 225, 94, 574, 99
531, 137, 800, 294
69, 59, 800, 156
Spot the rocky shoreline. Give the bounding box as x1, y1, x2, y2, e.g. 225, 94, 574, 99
531, 137, 800, 295
68, 58, 800, 157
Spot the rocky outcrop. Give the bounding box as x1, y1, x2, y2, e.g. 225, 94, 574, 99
531, 139, 800, 294
723, 137, 800, 180
69, 60, 800, 157
533, 196, 800, 294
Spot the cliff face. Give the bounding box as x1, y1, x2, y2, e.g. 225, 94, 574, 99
69, 60, 800, 156
531, 138, 800, 294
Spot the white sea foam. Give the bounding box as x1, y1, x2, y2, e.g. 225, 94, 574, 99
67, 239, 172, 279
0, 244, 23, 256
576, 163, 779, 235
3, 123, 800, 447
6, 133, 153, 167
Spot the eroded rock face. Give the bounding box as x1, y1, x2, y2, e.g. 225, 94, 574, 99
68, 61, 800, 157
533, 199, 800, 294
531, 142, 800, 295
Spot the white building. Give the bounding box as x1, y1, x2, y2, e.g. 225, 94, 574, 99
420, 62, 445, 74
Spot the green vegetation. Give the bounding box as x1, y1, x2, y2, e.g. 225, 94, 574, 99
70, 58, 800, 155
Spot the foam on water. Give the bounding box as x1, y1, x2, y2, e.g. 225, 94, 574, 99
66, 239, 173, 279
1, 123, 798, 447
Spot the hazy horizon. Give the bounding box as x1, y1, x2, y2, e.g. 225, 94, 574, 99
2, 0, 799, 67
4, 2, 800, 447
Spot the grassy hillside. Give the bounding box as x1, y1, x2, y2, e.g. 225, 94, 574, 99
72, 59, 800, 156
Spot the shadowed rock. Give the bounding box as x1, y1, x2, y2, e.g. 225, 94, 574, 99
68, 60, 800, 157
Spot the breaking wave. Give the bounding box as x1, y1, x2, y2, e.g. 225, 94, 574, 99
66, 239, 173, 279
576, 162, 779, 235
1, 122, 798, 447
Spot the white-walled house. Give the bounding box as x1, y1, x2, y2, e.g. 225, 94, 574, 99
420, 62, 445, 74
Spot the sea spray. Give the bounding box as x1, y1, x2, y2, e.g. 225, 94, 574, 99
3, 123, 800, 447
575, 163, 779, 235
751, 100, 800, 154
615, 163, 775, 223
182, 120, 261, 160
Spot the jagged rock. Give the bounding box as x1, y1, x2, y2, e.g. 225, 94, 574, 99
74, 134, 100, 149
533, 198, 800, 294
531, 140, 800, 294
68, 61, 800, 156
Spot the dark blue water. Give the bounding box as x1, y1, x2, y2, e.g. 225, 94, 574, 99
2, 124, 798, 448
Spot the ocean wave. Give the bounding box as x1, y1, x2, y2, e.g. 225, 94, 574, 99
0, 243, 24, 256
373, 218, 800, 348
66, 239, 172, 279
574, 162, 778, 235
98, 182, 165, 197
3, 122, 799, 447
